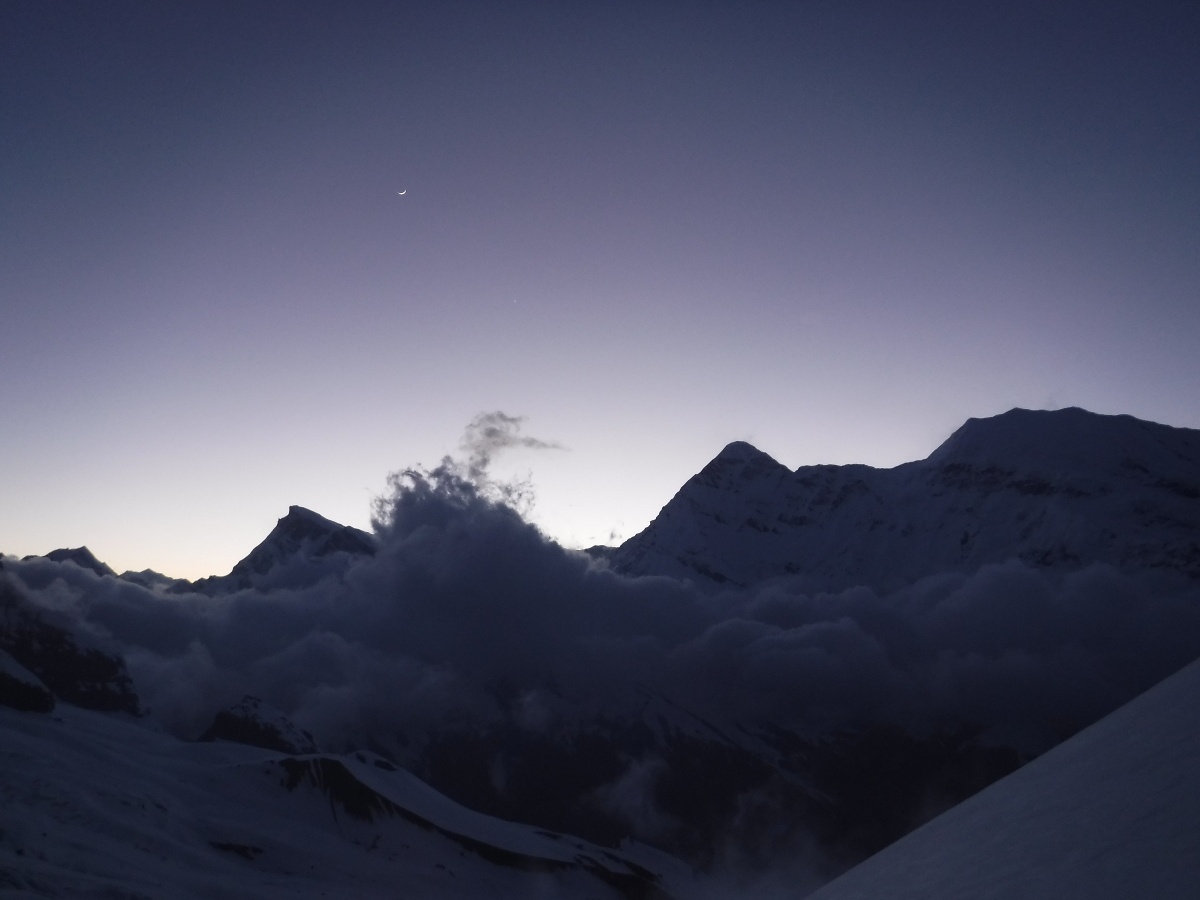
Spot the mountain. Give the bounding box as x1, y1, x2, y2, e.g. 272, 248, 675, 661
21, 546, 116, 578
809, 654, 1200, 899
0, 575, 139, 715
192, 505, 377, 593
609, 408, 1200, 590
13, 505, 376, 595
0, 701, 688, 899
404, 690, 1019, 879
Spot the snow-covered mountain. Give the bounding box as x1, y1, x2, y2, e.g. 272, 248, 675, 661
609, 407, 1200, 590
808, 653, 1200, 899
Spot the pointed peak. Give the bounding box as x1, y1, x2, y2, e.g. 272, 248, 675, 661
268, 506, 371, 545
714, 441, 779, 465
212, 506, 378, 586
695, 441, 789, 485
281, 505, 338, 527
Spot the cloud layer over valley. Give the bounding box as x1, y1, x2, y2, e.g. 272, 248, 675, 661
4, 408, 1199, 881
7, 459, 1197, 755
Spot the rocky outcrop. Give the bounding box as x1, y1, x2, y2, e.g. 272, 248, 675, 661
200, 695, 319, 754
0, 648, 55, 713
0, 577, 139, 714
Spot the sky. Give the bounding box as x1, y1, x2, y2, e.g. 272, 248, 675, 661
3, 0, 1198, 579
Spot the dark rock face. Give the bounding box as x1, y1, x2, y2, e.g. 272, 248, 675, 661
200, 695, 319, 754
0, 578, 139, 714
411, 717, 1019, 876
768, 725, 1021, 869
0, 650, 55, 713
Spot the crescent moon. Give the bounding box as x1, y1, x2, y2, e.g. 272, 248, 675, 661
397, 190, 406, 195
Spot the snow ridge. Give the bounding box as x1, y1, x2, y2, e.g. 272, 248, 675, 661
610, 407, 1200, 590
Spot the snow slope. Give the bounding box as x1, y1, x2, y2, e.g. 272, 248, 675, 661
610, 408, 1200, 590
808, 655, 1200, 899
0, 703, 690, 899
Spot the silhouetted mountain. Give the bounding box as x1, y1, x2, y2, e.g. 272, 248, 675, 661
22, 546, 116, 578
192, 505, 377, 593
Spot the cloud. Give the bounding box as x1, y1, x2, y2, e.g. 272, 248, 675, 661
591, 756, 677, 840
460, 411, 565, 481
372, 412, 565, 527
9, 481, 1200, 759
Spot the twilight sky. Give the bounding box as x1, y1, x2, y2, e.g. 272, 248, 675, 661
3, 1, 1198, 579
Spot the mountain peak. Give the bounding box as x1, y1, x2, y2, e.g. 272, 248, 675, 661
283, 504, 338, 526
693, 440, 791, 493
191, 507, 378, 593
703, 440, 788, 474
234, 507, 377, 574
927, 407, 1200, 478
24, 547, 116, 578
715, 440, 772, 462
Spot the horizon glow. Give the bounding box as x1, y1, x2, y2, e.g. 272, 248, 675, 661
3, 2, 1198, 579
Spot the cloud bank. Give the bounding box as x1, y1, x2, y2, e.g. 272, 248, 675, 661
7, 456, 1198, 758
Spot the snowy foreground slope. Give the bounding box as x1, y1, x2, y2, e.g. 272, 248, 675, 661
0, 703, 689, 899
809, 656, 1200, 900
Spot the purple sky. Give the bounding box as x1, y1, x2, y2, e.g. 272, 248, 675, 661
3, 1, 1198, 578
